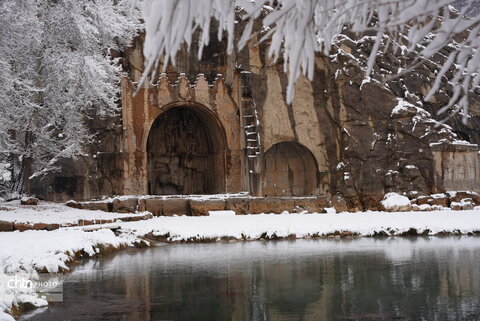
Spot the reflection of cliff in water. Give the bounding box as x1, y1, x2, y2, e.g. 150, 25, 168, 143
26, 238, 480, 321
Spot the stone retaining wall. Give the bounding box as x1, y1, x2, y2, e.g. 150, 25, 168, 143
69, 195, 334, 216
69, 191, 480, 217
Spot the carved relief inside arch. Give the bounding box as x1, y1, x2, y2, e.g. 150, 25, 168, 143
262, 142, 318, 196
147, 107, 226, 195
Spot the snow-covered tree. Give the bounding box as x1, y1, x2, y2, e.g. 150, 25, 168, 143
0, 0, 42, 197
141, 0, 480, 116
0, 0, 142, 197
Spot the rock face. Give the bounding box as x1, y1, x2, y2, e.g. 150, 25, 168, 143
31, 114, 125, 201
30, 26, 480, 208
331, 195, 348, 213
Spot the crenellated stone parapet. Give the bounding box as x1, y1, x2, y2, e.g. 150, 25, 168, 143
143, 73, 227, 110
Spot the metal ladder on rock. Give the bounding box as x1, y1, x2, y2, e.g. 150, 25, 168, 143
240, 71, 262, 193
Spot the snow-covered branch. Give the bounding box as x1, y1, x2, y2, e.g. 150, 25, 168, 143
142, 0, 479, 115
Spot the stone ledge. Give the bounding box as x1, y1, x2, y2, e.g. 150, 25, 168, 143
430, 141, 479, 152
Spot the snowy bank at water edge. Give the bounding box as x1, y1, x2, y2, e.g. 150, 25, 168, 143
0, 229, 143, 320
0, 272, 46, 321
118, 210, 480, 241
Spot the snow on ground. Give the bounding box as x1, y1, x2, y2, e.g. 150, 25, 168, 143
0, 228, 140, 320
0, 201, 146, 225
118, 210, 480, 241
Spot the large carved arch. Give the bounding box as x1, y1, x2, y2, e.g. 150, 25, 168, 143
120, 74, 244, 195
262, 142, 319, 196
146, 105, 227, 194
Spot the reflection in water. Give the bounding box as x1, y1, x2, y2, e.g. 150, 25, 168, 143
23, 237, 480, 321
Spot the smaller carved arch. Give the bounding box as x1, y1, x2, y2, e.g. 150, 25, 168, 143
262, 142, 319, 196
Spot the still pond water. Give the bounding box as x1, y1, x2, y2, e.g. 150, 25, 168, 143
23, 237, 480, 321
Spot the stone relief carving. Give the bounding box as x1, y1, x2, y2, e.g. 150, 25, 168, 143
147, 108, 212, 194
262, 142, 318, 196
